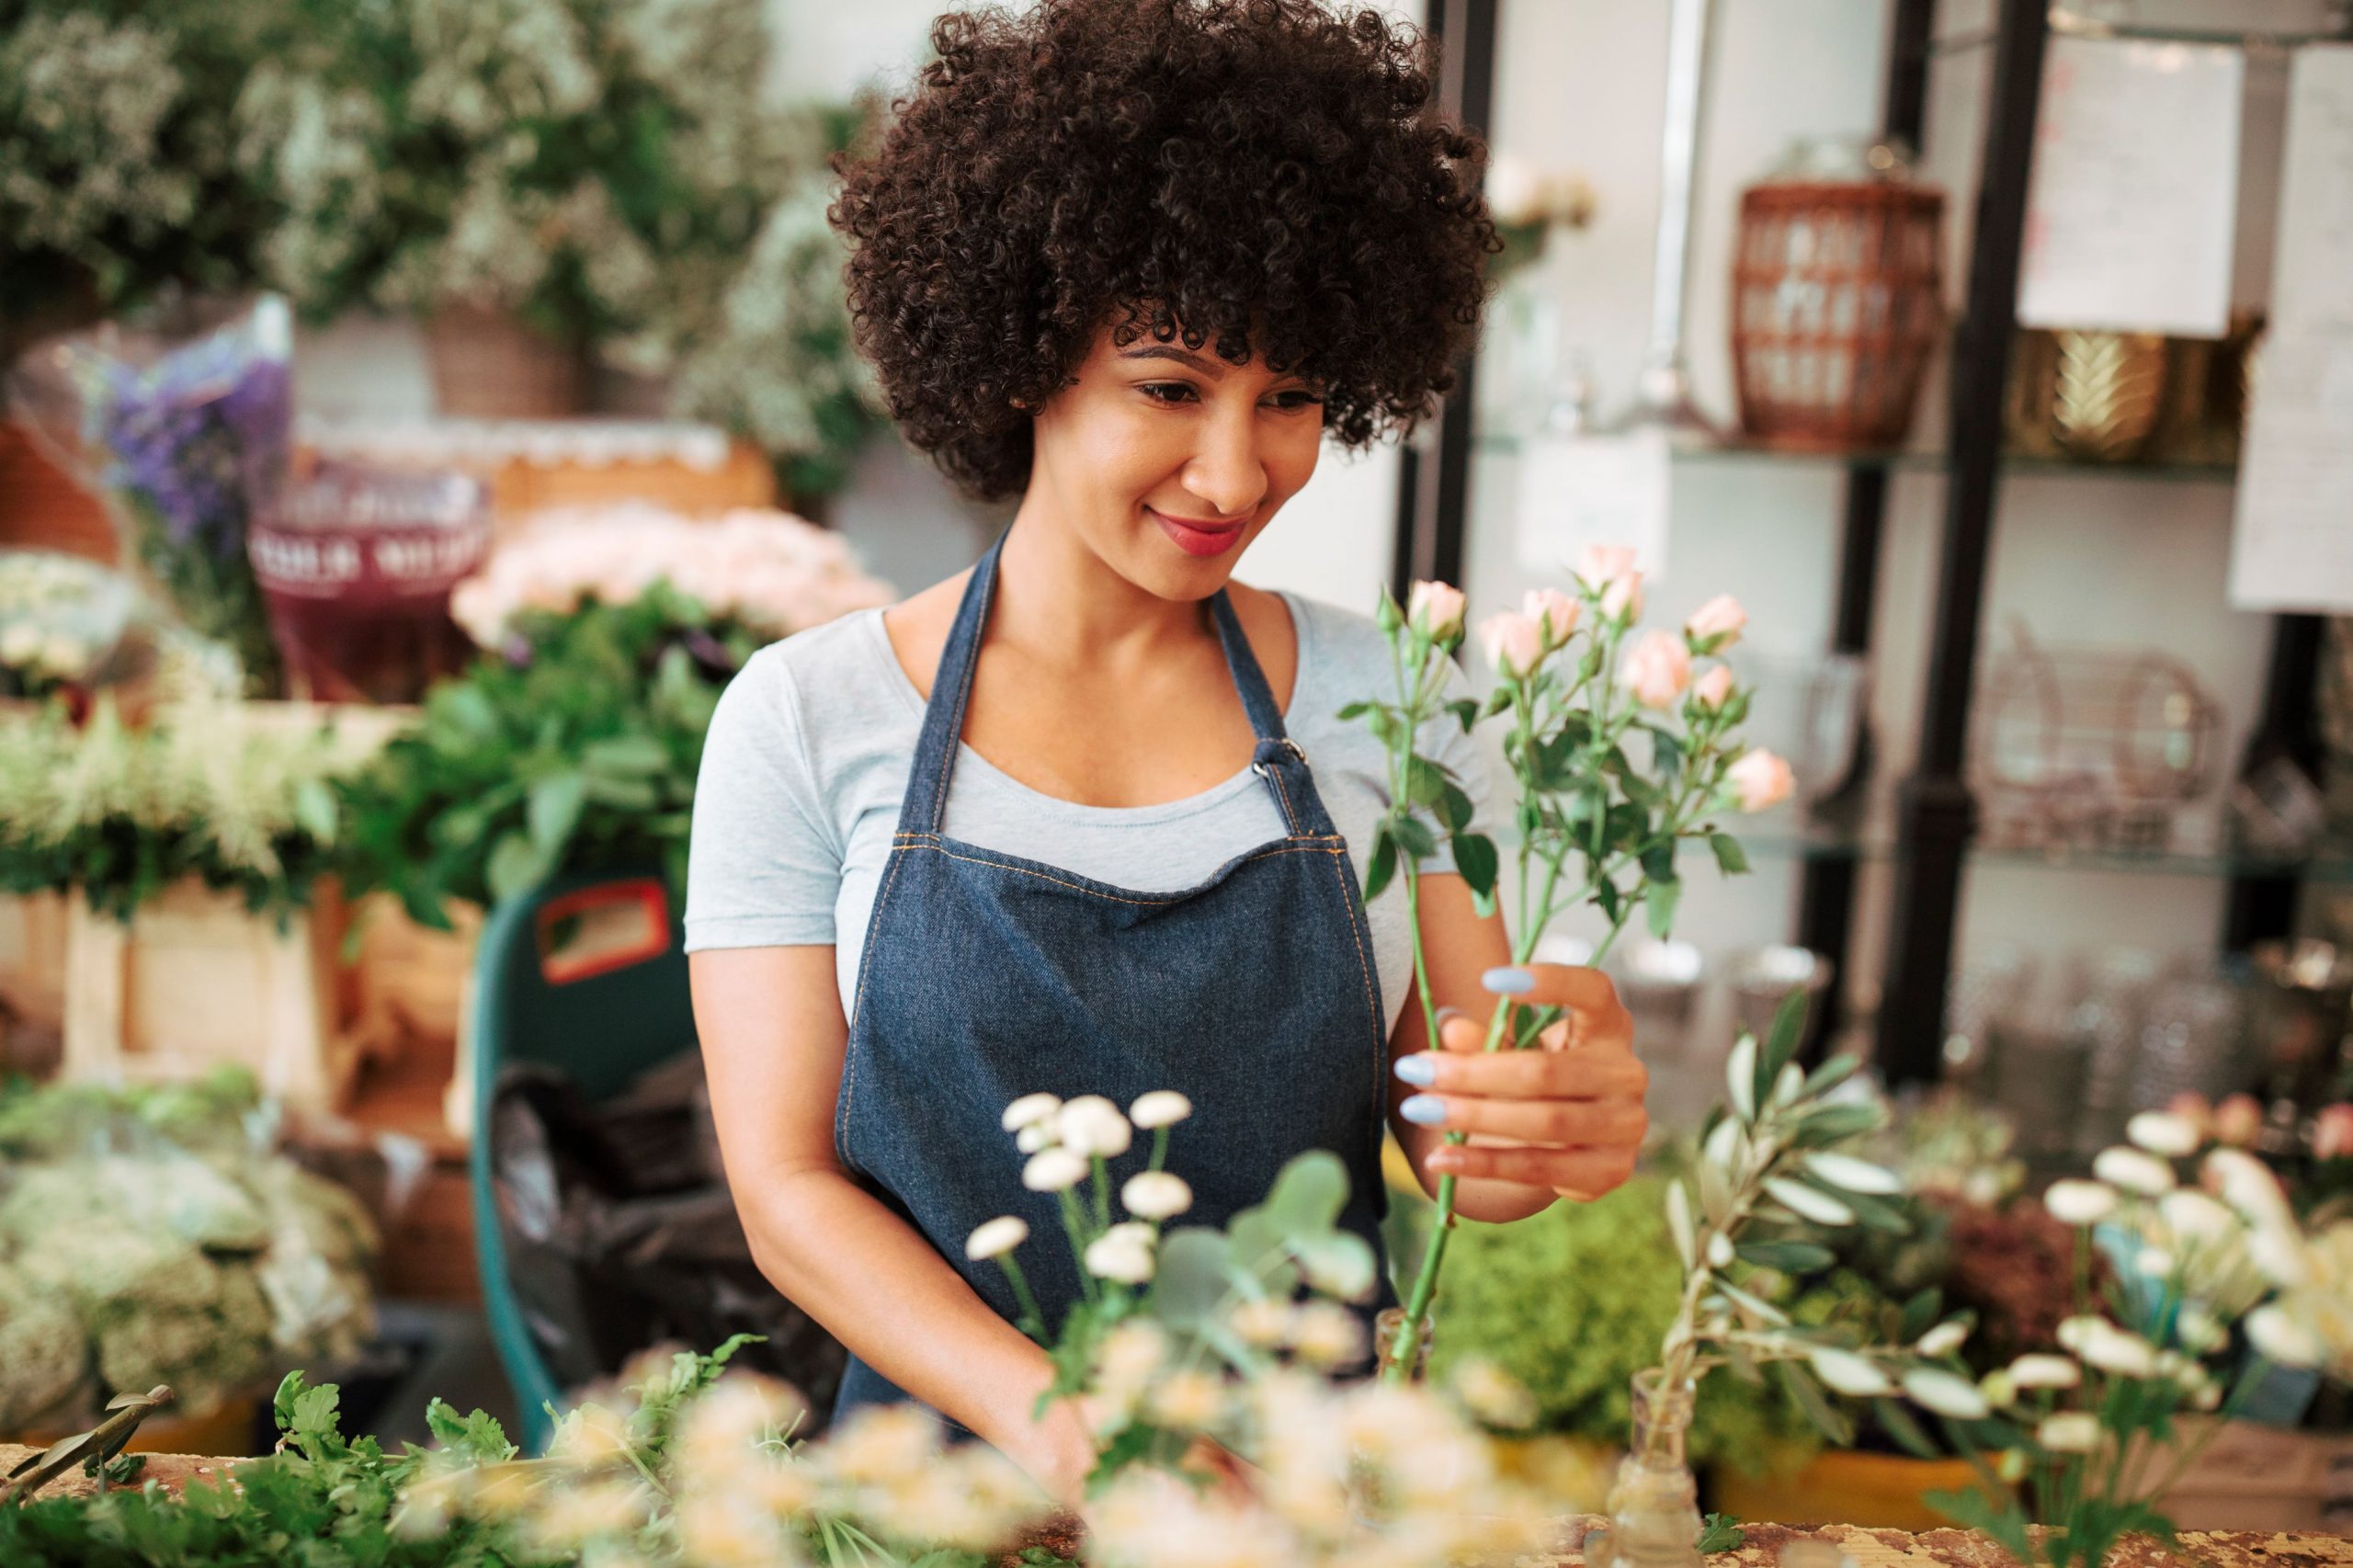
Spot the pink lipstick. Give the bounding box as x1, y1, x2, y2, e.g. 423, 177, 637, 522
1150, 507, 1248, 558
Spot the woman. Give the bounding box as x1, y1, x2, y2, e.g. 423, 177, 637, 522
686, 0, 1646, 1504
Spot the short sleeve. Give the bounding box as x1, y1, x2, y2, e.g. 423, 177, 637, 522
683, 648, 844, 951
1409, 655, 1503, 877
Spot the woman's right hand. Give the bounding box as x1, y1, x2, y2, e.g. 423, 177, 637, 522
1006, 1392, 1260, 1510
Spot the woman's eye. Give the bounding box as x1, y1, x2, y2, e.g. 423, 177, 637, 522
1139, 383, 1325, 410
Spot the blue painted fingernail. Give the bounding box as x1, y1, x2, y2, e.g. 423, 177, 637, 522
1401, 1094, 1448, 1126
1483, 965, 1535, 995
1393, 1053, 1437, 1086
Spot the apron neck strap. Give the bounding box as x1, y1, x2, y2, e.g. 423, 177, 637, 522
898, 531, 1332, 837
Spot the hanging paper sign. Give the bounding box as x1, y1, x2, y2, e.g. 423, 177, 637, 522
2018, 36, 2244, 339
2230, 45, 2353, 614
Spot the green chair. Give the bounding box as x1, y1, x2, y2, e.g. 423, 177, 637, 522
467, 870, 696, 1451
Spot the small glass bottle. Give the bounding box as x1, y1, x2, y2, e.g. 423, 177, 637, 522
1598, 1369, 1704, 1568
1372, 1305, 1434, 1381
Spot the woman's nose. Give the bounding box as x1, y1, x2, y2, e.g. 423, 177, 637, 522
1181, 404, 1271, 519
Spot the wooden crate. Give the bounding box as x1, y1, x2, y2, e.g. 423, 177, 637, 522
63, 879, 370, 1113
2166, 1418, 2353, 1533
0, 891, 70, 1028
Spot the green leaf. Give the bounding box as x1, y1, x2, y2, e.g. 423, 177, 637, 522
1790, 1102, 1888, 1146
1760, 984, 1812, 1093
1452, 832, 1498, 908
1644, 874, 1681, 939
1364, 827, 1398, 903
424, 1400, 513, 1462
1391, 814, 1438, 861
1449, 698, 1481, 733
580, 733, 673, 778
1899, 1288, 1946, 1345
1709, 832, 1750, 875
527, 771, 586, 856
293, 778, 339, 845
1438, 780, 1476, 833
1874, 1397, 1942, 1460
1734, 1240, 1835, 1272
1147, 1228, 1233, 1331
1698, 1513, 1746, 1554
1336, 700, 1371, 721
1264, 1150, 1350, 1239
1778, 1359, 1855, 1448
485, 830, 557, 903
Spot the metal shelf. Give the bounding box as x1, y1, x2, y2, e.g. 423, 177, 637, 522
1471, 431, 2242, 485
1932, 6, 2350, 56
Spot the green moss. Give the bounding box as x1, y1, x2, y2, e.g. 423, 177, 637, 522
1427, 1177, 1824, 1476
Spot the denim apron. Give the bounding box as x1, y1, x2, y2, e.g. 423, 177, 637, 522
829, 532, 1394, 1436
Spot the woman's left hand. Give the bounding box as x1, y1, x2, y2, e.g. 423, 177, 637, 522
1396, 962, 1648, 1201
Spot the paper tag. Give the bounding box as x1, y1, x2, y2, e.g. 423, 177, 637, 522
1512, 429, 1672, 581
2018, 37, 2244, 339
2229, 47, 2353, 615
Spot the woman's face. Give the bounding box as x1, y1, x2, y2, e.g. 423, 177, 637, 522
1024, 312, 1326, 600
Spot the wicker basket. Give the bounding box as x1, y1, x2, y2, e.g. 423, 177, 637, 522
1730, 179, 1945, 452
0, 417, 115, 562
423, 303, 587, 419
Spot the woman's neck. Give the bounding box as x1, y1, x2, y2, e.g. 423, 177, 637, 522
990, 512, 1219, 672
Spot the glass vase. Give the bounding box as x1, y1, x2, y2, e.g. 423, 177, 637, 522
1595, 1369, 1702, 1568
1372, 1305, 1433, 1381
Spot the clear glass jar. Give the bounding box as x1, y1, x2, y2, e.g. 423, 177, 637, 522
1597, 1369, 1704, 1568
1372, 1305, 1433, 1381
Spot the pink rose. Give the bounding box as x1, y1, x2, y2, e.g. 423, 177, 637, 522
1727, 747, 1796, 812
2214, 1094, 2264, 1148
1522, 586, 1581, 645
1600, 572, 1643, 623
1686, 593, 1747, 650
1480, 610, 1547, 677
2165, 1093, 2215, 1141
1618, 630, 1691, 710
1406, 580, 1467, 642
2313, 1104, 2353, 1162
1692, 664, 1734, 710
1575, 544, 1639, 587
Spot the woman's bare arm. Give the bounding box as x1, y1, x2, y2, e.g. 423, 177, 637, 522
689, 945, 1095, 1497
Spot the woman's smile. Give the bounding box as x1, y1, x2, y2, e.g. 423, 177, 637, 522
1147, 506, 1250, 558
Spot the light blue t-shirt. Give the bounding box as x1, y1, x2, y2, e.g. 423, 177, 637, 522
683, 591, 1497, 1041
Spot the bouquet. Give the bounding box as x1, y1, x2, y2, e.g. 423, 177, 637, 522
447, 503, 892, 655
1920, 1111, 2353, 1568
6, 295, 291, 692
1354, 551, 1792, 1381
0, 1069, 377, 1430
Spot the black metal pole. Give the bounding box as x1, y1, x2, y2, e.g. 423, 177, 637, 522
2224, 613, 2328, 950
1875, 0, 2050, 1086
1391, 0, 1497, 598
1794, 0, 1935, 1062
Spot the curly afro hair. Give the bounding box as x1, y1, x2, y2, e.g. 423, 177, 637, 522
828, 0, 1502, 503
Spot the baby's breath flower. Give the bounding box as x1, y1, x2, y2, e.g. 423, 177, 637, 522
964, 1216, 1029, 1260
2093, 1146, 2175, 1196
1085, 1229, 1154, 1284
1021, 1148, 1088, 1192
2126, 1110, 2201, 1157
1290, 1301, 1367, 1369
1229, 1297, 1294, 1348
2007, 1354, 2082, 1389
1148, 1369, 1229, 1430
1131, 1089, 1192, 1128
1057, 1095, 1133, 1157
1001, 1092, 1062, 1132
1121, 1170, 1192, 1220
2037, 1413, 2103, 1454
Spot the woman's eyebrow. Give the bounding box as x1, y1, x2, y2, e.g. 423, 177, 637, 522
1119, 345, 1228, 377
1118, 345, 1315, 386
